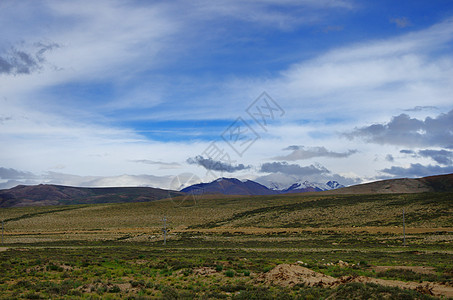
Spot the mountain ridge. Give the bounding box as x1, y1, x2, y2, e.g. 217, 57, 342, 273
1, 173, 452, 208
0, 184, 183, 208
321, 173, 453, 194
181, 177, 345, 195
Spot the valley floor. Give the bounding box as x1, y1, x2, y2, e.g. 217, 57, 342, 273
0, 192, 451, 299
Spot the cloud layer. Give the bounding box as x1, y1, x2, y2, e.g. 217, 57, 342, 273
346, 110, 453, 148
260, 162, 330, 176
1, 1, 452, 188
275, 146, 357, 161
187, 156, 251, 173
0, 43, 60, 75
381, 164, 453, 178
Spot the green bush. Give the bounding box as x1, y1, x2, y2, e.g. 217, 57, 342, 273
108, 285, 121, 293
263, 266, 273, 273
161, 286, 179, 299
220, 283, 247, 292
23, 292, 42, 299
225, 269, 235, 277
333, 282, 435, 300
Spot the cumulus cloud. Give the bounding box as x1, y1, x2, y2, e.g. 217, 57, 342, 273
399, 149, 453, 165
385, 154, 394, 162
381, 163, 453, 178
187, 156, 251, 172
417, 149, 453, 165
346, 109, 453, 148
0, 42, 60, 75
260, 161, 330, 176
274, 145, 357, 161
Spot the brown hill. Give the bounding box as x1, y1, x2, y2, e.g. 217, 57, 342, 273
322, 173, 453, 195
0, 184, 183, 208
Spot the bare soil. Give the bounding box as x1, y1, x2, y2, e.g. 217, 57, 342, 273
255, 264, 453, 297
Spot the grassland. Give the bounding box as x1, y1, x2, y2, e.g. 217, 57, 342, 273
0, 192, 452, 299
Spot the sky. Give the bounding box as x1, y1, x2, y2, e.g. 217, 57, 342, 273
1, 0, 453, 190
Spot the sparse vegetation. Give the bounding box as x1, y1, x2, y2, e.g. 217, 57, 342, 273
0, 192, 451, 298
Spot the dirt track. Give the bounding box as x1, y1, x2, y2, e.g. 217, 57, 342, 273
4, 226, 452, 236
179, 226, 453, 234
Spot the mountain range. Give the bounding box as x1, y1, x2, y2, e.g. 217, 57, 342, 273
0, 173, 452, 208
181, 178, 344, 195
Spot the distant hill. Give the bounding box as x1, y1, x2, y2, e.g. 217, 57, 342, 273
181, 178, 276, 196
322, 173, 453, 194
0, 184, 183, 208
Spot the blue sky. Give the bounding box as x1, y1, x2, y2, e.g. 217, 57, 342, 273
1, 0, 453, 190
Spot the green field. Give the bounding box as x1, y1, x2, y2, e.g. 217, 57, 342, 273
0, 192, 452, 299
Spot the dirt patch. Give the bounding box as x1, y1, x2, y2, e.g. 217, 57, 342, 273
254, 264, 337, 287
193, 267, 217, 276
255, 264, 453, 297
79, 282, 134, 293
373, 265, 437, 275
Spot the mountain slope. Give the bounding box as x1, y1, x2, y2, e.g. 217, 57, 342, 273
181, 178, 277, 196
0, 184, 183, 207
322, 173, 453, 194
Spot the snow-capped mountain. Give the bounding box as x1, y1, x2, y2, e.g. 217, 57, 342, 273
276, 180, 345, 193
180, 177, 345, 196
326, 180, 344, 189
254, 173, 345, 193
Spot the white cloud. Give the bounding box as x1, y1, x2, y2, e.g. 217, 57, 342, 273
1, 2, 452, 188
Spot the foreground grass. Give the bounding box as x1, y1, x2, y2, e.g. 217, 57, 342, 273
0, 192, 451, 298
0, 242, 449, 299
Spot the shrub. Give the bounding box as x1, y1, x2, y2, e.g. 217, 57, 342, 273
263, 266, 273, 273
23, 293, 42, 299
220, 283, 247, 292
333, 282, 434, 300
225, 269, 235, 277
161, 287, 179, 299
108, 285, 121, 293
